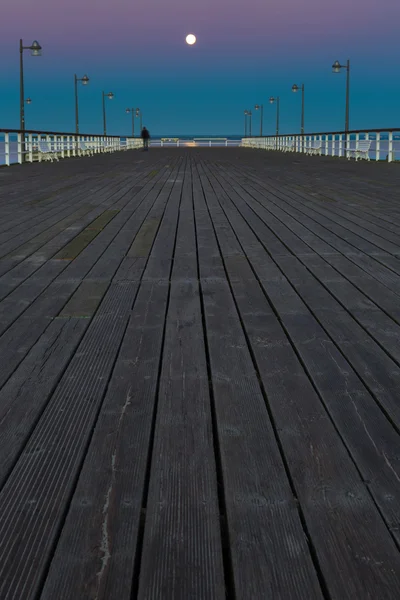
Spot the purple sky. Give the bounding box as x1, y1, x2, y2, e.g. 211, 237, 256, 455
1, 0, 399, 135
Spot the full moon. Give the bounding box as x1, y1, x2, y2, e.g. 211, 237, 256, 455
186, 34, 196, 45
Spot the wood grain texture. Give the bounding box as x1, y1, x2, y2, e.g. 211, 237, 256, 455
0, 149, 400, 599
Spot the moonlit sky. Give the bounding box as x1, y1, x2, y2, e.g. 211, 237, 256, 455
1, 0, 399, 135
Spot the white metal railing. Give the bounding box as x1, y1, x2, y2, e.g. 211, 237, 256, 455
150, 138, 241, 148
241, 129, 400, 162
0, 129, 142, 166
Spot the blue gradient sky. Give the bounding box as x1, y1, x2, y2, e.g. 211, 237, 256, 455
1, 0, 399, 135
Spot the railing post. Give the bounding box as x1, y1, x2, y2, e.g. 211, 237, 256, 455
27, 133, 33, 163
376, 132, 380, 161
346, 133, 350, 159
17, 133, 23, 164
365, 132, 370, 162
5, 133, 10, 166
355, 132, 360, 159
388, 131, 394, 162
332, 135, 336, 157
324, 135, 328, 157
339, 134, 343, 157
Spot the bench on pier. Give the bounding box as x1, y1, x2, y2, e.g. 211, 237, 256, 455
38, 141, 59, 162
78, 142, 93, 156
283, 140, 295, 152
102, 143, 116, 153
307, 141, 322, 156
348, 140, 371, 161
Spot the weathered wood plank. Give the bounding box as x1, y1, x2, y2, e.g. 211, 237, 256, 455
41, 281, 169, 600
0, 282, 138, 598
195, 162, 323, 598
200, 159, 400, 599
138, 159, 225, 598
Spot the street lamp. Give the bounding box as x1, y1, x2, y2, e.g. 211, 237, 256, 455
254, 104, 264, 136
74, 74, 89, 134
19, 39, 42, 132
102, 91, 114, 135
244, 110, 248, 136
332, 59, 350, 132
269, 97, 280, 136
292, 84, 305, 134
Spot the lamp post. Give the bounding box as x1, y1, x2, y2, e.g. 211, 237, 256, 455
244, 110, 248, 136
102, 91, 114, 135
332, 59, 350, 132
269, 96, 280, 136
20, 39, 41, 133
291, 84, 304, 134
135, 108, 142, 131
254, 104, 264, 136
74, 74, 89, 134
246, 110, 252, 136
24, 98, 32, 131
125, 108, 136, 137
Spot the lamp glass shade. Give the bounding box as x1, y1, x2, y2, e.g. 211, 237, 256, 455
30, 40, 42, 56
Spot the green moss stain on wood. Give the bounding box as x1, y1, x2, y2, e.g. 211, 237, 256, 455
58, 281, 109, 317
54, 210, 119, 260
128, 218, 160, 258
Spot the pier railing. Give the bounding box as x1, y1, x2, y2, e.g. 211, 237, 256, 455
0, 128, 141, 166
241, 128, 400, 162
150, 138, 241, 147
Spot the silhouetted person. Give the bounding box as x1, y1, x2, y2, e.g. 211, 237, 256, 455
141, 127, 150, 151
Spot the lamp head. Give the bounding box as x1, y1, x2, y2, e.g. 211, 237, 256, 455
126, 108, 131, 114
25, 98, 32, 104
107, 92, 114, 100
30, 40, 42, 56
81, 75, 89, 85
292, 84, 299, 93
332, 60, 342, 73
269, 97, 275, 104
255, 104, 260, 110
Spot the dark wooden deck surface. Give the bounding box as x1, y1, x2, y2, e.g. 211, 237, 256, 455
1, 149, 400, 599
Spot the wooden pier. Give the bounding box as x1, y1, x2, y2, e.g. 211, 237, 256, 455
0, 148, 400, 599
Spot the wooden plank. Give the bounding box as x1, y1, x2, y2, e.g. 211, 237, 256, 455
54, 212, 120, 260
127, 218, 160, 257
194, 162, 323, 598
0, 282, 138, 599
58, 281, 110, 317
0, 317, 88, 488
40, 281, 170, 600
199, 159, 400, 599
138, 158, 225, 598
138, 281, 226, 599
